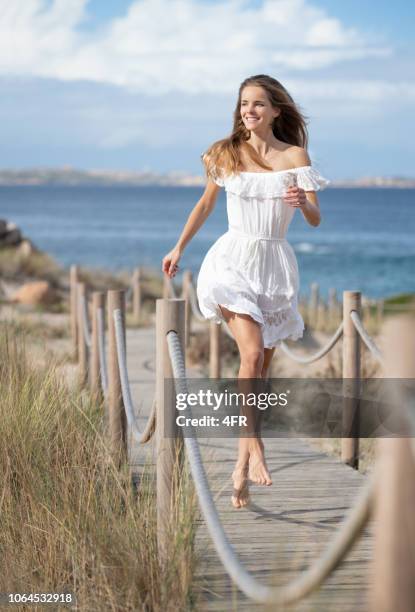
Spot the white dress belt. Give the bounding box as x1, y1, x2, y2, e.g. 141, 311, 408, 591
228, 227, 286, 242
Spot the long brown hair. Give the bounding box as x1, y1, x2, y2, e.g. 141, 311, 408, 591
201, 74, 309, 182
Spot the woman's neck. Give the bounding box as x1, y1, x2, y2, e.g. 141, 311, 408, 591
247, 132, 281, 158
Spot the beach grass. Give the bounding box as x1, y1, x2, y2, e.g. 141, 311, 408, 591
0, 247, 62, 281
0, 323, 199, 611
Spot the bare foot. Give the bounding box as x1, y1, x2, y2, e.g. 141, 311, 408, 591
248, 443, 272, 486
231, 465, 250, 509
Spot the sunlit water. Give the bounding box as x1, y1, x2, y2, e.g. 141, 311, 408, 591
1, 185, 414, 300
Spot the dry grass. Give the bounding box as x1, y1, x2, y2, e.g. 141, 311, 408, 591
0, 247, 63, 281
0, 323, 199, 611
3, 316, 69, 341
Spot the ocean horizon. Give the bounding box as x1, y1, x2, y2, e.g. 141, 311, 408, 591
1, 184, 414, 301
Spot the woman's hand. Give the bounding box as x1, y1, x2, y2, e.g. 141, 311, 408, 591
283, 186, 308, 209
162, 247, 182, 278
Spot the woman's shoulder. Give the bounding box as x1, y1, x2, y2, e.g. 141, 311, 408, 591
284, 145, 311, 170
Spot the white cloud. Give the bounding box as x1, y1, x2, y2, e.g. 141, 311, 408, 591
292, 79, 415, 104
0, 0, 393, 93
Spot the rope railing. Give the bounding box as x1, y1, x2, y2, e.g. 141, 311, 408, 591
165, 329, 376, 606
96, 306, 108, 397
113, 308, 156, 445
350, 310, 385, 366
280, 321, 344, 364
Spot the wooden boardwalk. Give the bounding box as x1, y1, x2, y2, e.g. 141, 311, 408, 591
124, 325, 374, 611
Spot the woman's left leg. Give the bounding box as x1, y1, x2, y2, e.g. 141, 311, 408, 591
247, 346, 276, 482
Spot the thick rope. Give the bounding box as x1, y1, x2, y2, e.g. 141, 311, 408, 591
79, 292, 92, 348
350, 311, 385, 366
280, 322, 344, 364
166, 330, 374, 605
113, 309, 156, 445
96, 307, 108, 397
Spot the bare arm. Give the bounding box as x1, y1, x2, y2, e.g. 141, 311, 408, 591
162, 179, 221, 277
300, 192, 321, 227
175, 180, 221, 252
283, 147, 321, 227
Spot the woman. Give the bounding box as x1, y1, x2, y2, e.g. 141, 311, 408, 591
162, 74, 330, 509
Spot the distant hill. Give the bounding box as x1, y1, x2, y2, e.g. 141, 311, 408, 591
0, 167, 204, 187
0, 167, 414, 188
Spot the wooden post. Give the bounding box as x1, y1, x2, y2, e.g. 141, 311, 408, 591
132, 267, 142, 324
90, 291, 105, 400
308, 282, 319, 328
77, 281, 89, 388
70, 265, 79, 360
182, 269, 192, 347
156, 298, 185, 562
298, 295, 307, 325
209, 321, 221, 378
316, 301, 327, 332
369, 315, 415, 612
328, 288, 337, 330
107, 290, 127, 466
341, 290, 361, 469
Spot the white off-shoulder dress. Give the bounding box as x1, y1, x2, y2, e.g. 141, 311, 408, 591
196, 165, 330, 349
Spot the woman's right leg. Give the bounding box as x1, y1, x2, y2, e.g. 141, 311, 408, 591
218, 305, 271, 508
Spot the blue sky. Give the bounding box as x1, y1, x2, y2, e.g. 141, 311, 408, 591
1, 0, 414, 179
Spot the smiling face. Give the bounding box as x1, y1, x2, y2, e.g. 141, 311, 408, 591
240, 85, 280, 133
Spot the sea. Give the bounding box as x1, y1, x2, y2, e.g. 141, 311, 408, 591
1, 185, 414, 301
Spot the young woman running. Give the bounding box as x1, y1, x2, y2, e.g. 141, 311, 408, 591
162, 74, 330, 509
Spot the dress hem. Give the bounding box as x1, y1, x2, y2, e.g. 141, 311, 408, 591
198, 299, 304, 349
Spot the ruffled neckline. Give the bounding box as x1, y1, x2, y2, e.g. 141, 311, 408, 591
221, 165, 330, 198
237, 165, 311, 176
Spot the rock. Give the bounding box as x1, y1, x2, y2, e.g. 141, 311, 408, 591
11, 281, 58, 306
0, 220, 26, 248
1, 228, 22, 246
